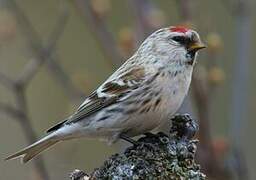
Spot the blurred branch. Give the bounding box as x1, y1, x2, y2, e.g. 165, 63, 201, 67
218, 0, 234, 15
191, 75, 209, 145
47, 4, 69, 50
16, 5, 69, 86
177, 0, 192, 21
0, 74, 50, 179
17, 57, 45, 86
191, 71, 222, 176
230, 0, 251, 148
74, 0, 123, 67
228, 0, 251, 179
128, 0, 155, 43
7, 0, 85, 99
0, 72, 15, 89
1, 1, 87, 180
14, 85, 50, 180
0, 102, 22, 119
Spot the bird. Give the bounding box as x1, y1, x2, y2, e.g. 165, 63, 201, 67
5, 26, 205, 163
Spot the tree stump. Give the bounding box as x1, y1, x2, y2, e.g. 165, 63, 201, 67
69, 114, 205, 180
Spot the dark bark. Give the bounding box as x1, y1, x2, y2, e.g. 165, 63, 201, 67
69, 114, 205, 180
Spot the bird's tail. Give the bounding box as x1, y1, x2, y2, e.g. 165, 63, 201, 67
5, 134, 58, 163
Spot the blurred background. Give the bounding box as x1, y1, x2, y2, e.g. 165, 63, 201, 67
0, 0, 255, 179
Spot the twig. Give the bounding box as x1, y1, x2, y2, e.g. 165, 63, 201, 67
1, 1, 82, 179
230, 0, 251, 149
74, 0, 123, 67
14, 85, 50, 180
0, 102, 22, 120
228, 0, 251, 179
177, 0, 192, 21
191, 74, 220, 174
7, 0, 84, 99
16, 5, 69, 86
0, 72, 15, 89
17, 57, 45, 86
46, 3, 69, 51
128, 0, 154, 44
0, 75, 50, 179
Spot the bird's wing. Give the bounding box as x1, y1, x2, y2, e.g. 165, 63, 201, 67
68, 90, 120, 123
70, 67, 147, 122
46, 67, 147, 132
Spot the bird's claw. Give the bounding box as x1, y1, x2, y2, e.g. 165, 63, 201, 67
143, 132, 156, 137
120, 134, 139, 146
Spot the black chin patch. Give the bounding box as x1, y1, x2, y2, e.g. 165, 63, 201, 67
186, 51, 196, 65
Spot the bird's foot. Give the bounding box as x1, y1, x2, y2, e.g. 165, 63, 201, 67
143, 132, 156, 137
120, 135, 157, 150
120, 134, 139, 146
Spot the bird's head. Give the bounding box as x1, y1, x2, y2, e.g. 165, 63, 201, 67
138, 26, 206, 66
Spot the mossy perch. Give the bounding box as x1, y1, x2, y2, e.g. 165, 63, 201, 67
69, 114, 206, 180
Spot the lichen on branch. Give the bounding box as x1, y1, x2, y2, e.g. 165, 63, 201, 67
69, 114, 205, 180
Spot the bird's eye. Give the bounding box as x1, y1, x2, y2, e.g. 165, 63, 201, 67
171, 36, 187, 44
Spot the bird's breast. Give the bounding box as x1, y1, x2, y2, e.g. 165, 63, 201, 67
157, 68, 193, 119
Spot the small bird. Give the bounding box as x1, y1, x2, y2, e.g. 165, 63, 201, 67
5, 26, 205, 163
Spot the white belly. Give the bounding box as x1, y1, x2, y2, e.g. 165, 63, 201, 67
71, 68, 192, 140
127, 71, 192, 135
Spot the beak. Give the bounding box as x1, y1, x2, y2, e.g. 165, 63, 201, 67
188, 42, 206, 52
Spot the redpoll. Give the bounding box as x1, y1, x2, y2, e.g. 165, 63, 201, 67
5, 26, 205, 163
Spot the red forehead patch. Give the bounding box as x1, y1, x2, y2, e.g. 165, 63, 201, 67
170, 26, 189, 33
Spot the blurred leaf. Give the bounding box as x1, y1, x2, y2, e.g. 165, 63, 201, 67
208, 67, 225, 86
90, 0, 111, 19
118, 27, 134, 57
206, 32, 223, 53
212, 137, 229, 159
